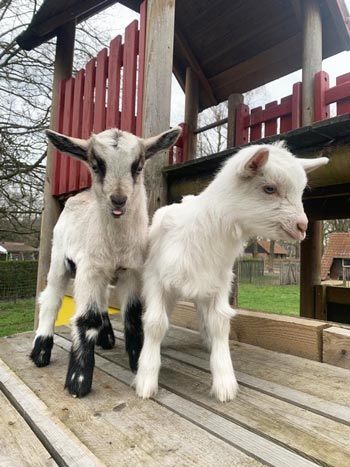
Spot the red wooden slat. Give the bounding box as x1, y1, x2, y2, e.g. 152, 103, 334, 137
235, 104, 249, 145
52, 79, 66, 195
68, 69, 85, 193
336, 74, 350, 115
136, 0, 147, 136
250, 107, 263, 141
59, 77, 75, 195
94, 48, 108, 133
291, 82, 302, 129
264, 101, 278, 137
314, 71, 330, 122
80, 58, 96, 190
106, 36, 122, 129
280, 96, 292, 133
121, 20, 138, 133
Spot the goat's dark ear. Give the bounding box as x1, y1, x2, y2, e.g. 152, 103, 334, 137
143, 126, 182, 160
299, 156, 329, 173
241, 148, 269, 176
46, 130, 89, 161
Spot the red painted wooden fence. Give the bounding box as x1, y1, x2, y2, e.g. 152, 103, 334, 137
314, 70, 350, 121
235, 82, 302, 146
52, 1, 147, 196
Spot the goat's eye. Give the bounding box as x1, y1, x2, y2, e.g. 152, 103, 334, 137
263, 185, 277, 195
131, 160, 143, 175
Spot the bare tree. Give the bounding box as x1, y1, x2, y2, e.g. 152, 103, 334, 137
0, 0, 119, 244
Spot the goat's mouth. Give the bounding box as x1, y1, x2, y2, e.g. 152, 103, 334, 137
111, 207, 126, 218
281, 226, 305, 241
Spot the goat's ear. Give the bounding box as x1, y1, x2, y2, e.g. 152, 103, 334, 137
241, 148, 269, 176
46, 130, 88, 161
143, 126, 182, 160
299, 157, 329, 174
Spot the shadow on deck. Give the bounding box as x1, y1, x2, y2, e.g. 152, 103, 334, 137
1, 314, 350, 467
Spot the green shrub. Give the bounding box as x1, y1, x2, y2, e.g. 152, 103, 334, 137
0, 261, 38, 300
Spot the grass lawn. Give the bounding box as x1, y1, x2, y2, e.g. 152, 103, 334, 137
0, 298, 35, 337
238, 283, 300, 316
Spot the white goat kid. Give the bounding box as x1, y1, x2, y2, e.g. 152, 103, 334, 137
135, 142, 328, 402
31, 126, 181, 398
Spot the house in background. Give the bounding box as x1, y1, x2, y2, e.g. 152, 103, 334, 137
0, 242, 39, 261
321, 232, 350, 281
245, 240, 288, 260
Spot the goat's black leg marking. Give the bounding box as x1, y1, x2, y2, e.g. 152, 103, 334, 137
30, 335, 54, 367
96, 312, 115, 349
65, 304, 102, 397
124, 298, 144, 373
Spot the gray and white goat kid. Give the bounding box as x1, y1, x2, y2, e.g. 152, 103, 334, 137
135, 142, 328, 402
31, 126, 181, 397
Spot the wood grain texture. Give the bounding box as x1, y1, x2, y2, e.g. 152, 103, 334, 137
0, 358, 104, 467
323, 326, 350, 369
142, 0, 176, 215
170, 301, 328, 360
0, 333, 262, 467
0, 392, 55, 467
54, 334, 319, 467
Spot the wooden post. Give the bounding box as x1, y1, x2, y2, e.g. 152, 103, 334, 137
300, 0, 323, 317
227, 93, 243, 148
300, 0, 323, 319
184, 67, 199, 160
34, 22, 76, 328
142, 0, 176, 216
227, 93, 243, 307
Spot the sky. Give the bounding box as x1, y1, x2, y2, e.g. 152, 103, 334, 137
88, 1, 350, 126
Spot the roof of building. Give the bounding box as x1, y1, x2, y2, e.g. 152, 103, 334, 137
0, 242, 38, 253
15, 0, 350, 110
321, 232, 350, 280
245, 240, 288, 256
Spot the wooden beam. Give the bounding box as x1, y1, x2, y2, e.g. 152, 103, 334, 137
300, 0, 323, 320
323, 326, 350, 369
184, 67, 199, 160
174, 28, 217, 108
142, 0, 176, 216
34, 22, 75, 329
170, 301, 329, 361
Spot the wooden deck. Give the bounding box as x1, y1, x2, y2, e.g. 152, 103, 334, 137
1, 315, 350, 467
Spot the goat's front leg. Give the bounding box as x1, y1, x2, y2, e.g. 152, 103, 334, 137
96, 311, 115, 350
134, 289, 174, 398
198, 295, 238, 402
118, 270, 143, 372
65, 267, 108, 397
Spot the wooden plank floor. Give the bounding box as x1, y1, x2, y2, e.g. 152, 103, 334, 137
0, 315, 349, 467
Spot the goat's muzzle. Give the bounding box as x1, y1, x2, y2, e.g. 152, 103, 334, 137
110, 195, 127, 218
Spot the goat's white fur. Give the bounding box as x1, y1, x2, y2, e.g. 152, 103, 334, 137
135, 142, 328, 402
32, 126, 181, 397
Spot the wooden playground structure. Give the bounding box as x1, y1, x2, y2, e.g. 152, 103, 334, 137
1, 0, 350, 465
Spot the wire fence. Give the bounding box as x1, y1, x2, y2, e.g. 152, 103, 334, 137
0, 261, 38, 302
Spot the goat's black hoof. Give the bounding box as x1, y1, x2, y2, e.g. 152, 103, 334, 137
125, 334, 143, 373
65, 351, 94, 398
96, 323, 115, 350
30, 335, 53, 367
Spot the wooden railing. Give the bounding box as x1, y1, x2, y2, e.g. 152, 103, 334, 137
52, 1, 146, 196
169, 71, 350, 166
235, 83, 302, 146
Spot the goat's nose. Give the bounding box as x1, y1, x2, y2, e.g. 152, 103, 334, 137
296, 215, 308, 235
110, 195, 127, 208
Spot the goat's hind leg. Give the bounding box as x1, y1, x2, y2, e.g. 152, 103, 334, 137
30, 256, 70, 367
96, 311, 115, 350
118, 270, 143, 372
199, 295, 238, 402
